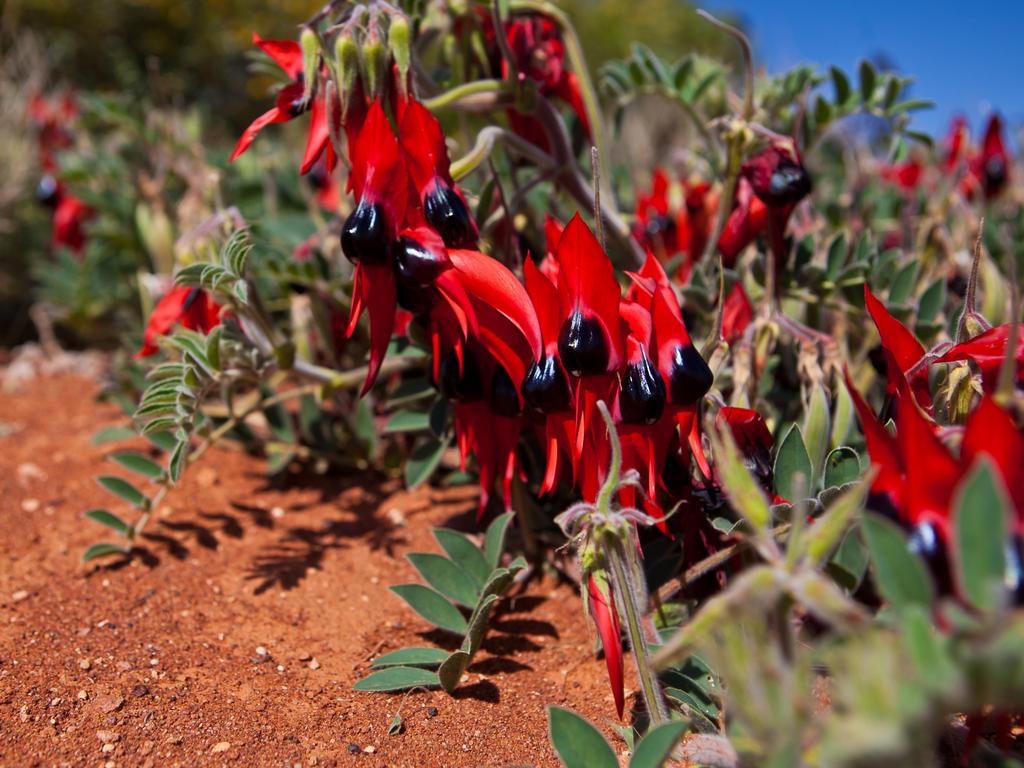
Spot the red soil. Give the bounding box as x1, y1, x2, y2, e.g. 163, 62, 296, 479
0, 375, 625, 767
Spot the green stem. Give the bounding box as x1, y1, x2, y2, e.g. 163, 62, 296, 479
605, 536, 669, 724
422, 79, 508, 111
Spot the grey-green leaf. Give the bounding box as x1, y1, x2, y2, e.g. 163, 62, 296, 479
629, 721, 688, 768
405, 437, 447, 489
437, 650, 471, 693
953, 458, 1010, 612
824, 447, 860, 488
383, 410, 431, 434
97, 476, 148, 509
389, 584, 468, 635
371, 647, 450, 669
91, 426, 136, 445
484, 512, 514, 569
406, 553, 480, 608
862, 513, 934, 610
82, 542, 129, 562
774, 425, 814, 501
352, 666, 440, 693
84, 509, 133, 538
547, 706, 618, 768
108, 451, 163, 480
433, 528, 491, 585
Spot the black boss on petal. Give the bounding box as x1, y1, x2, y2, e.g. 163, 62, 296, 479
435, 349, 483, 402
37, 175, 60, 208
667, 343, 713, 404
394, 236, 447, 287
984, 155, 1008, 197
644, 214, 676, 242
558, 312, 609, 377
490, 366, 521, 418
424, 184, 477, 248
619, 354, 666, 425
907, 521, 952, 596
521, 355, 572, 413
765, 159, 812, 207
341, 200, 389, 266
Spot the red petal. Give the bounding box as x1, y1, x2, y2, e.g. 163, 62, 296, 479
299, 94, 330, 175
348, 100, 408, 236
543, 215, 564, 257
556, 213, 624, 368
135, 286, 195, 358
721, 282, 754, 342
345, 264, 396, 395
587, 575, 624, 719
843, 368, 905, 506
398, 99, 453, 193
230, 106, 290, 163
937, 324, 1024, 391
962, 397, 1024, 515
448, 249, 542, 386
524, 258, 562, 353
253, 33, 303, 80
863, 284, 929, 408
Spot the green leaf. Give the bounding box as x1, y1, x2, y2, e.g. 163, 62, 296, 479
547, 707, 618, 768
389, 584, 468, 635
370, 647, 450, 669
862, 513, 934, 610
460, 593, 499, 658
800, 478, 869, 567
433, 528, 491, 585
888, 261, 920, 306
91, 426, 136, 445
383, 409, 431, 434
144, 429, 178, 451
352, 666, 440, 693
629, 721, 688, 768
802, 386, 831, 486
168, 440, 187, 484
82, 542, 129, 562
825, 231, 847, 281
712, 427, 770, 531
824, 447, 860, 488
889, 99, 935, 114
830, 65, 851, 104
108, 451, 163, 480
387, 377, 435, 406
437, 650, 472, 693
917, 277, 947, 325
404, 436, 447, 489
774, 425, 813, 501
672, 56, 694, 91
84, 509, 133, 538
829, 526, 869, 591
406, 553, 480, 608
953, 458, 1010, 612
858, 59, 876, 103
484, 512, 515, 569
97, 476, 148, 509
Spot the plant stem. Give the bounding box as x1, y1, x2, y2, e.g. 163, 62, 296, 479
605, 535, 669, 724
422, 79, 509, 111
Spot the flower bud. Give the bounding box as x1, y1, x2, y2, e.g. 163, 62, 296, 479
299, 27, 321, 105
333, 32, 362, 112
362, 30, 387, 100
388, 15, 411, 99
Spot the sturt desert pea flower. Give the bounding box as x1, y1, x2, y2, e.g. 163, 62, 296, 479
230, 33, 334, 176
935, 323, 1024, 392
554, 214, 626, 457
720, 282, 753, 343
633, 171, 717, 280
28, 91, 77, 172
473, 10, 590, 149
944, 115, 970, 173
51, 192, 91, 254
341, 100, 410, 393
880, 157, 924, 193
966, 114, 1011, 200
717, 176, 768, 268
739, 142, 812, 274
136, 286, 221, 358
846, 358, 1024, 597
863, 285, 931, 411
398, 99, 479, 248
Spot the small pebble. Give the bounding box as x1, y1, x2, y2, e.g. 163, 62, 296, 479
79, 659, 91, 670
130, 684, 149, 698
251, 646, 271, 664
308, 659, 320, 670
346, 744, 361, 755
364, 746, 376, 754
270, 506, 285, 519
11, 590, 28, 603
211, 741, 231, 753
426, 707, 439, 719
96, 730, 119, 743
101, 742, 116, 754
20, 499, 39, 512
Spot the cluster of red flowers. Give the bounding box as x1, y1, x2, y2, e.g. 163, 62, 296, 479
882, 114, 1011, 200
28, 92, 91, 253
851, 285, 1024, 600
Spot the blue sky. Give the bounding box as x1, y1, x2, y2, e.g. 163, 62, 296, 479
705, 0, 1021, 138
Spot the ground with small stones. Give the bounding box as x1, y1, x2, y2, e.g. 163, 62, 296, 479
0, 375, 624, 767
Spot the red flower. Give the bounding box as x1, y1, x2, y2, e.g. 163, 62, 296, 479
51, 192, 91, 254
718, 177, 768, 267
863, 285, 930, 411
968, 115, 1011, 200
721, 282, 753, 343
230, 33, 333, 175
880, 158, 923, 192
633, 171, 717, 280
136, 286, 221, 358
944, 115, 969, 172
936, 324, 1024, 392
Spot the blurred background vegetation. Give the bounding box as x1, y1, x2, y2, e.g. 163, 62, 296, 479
0, 0, 739, 348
